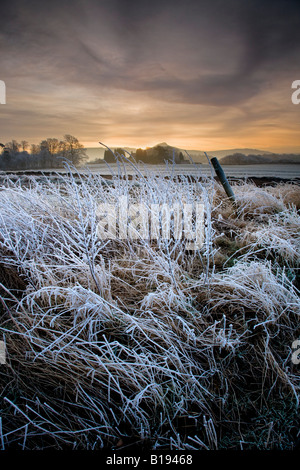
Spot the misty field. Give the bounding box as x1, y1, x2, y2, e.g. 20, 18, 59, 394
0, 162, 299, 450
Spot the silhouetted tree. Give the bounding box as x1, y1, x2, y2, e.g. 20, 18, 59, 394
0, 134, 87, 170
40, 138, 60, 156
21, 140, 29, 152
30, 144, 40, 155
5, 140, 21, 156
104, 149, 117, 163
135, 148, 147, 161
60, 134, 88, 165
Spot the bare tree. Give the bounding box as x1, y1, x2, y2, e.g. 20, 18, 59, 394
21, 140, 29, 152
40, 138, 61, 156
61, 134, 88, 166
30, 144, 40, 155
6, 140, 21, 155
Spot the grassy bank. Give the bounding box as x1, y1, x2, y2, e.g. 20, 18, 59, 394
0, 163, 299, 450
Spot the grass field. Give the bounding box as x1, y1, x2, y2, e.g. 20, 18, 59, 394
0, 161, 299, 450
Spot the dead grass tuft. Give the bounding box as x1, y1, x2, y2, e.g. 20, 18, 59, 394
0, 165, 299, 450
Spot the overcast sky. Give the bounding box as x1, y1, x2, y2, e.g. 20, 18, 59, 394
1, 0, 300, 152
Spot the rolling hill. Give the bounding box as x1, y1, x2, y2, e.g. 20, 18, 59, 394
85, 144, 300, 165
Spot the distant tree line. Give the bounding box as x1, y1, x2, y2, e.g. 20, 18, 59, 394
135, 146, 184, 164
219, 152, 300, 165
103, 148, 129, 163
0, 135, 88, 171
104, 145, 187, 164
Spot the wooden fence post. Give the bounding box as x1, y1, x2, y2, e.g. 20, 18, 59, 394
210, 157, 235, 203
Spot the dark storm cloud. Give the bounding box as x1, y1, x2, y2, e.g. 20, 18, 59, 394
1, 0, 300, 107
1, 0, 299, 150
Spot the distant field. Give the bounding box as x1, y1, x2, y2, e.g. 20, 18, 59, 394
3, 162, 299, 180
84, 163, 300, 179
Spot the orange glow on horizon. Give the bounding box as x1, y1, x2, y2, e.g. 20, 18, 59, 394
82, 139, 300, 154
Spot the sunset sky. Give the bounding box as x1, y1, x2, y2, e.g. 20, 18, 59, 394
1, 0, 300, 153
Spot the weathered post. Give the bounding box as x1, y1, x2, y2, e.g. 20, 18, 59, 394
210, 157, 235, 203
